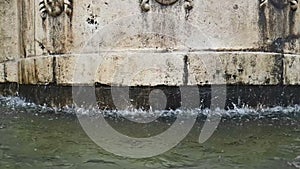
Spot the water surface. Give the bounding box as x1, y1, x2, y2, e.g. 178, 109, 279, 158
0, 97, 299, 169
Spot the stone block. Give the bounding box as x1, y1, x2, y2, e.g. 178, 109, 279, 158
96, 52, 185, 86
284, 54, 300, 85
5, 61, 18, 83
0, 63, 5, 83
188, 52, 282, 85
18, 57, 53, 84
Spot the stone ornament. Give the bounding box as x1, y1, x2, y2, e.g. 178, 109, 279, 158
259, 0, 298, 10
140, 0, 194, 19
155, 0, 179, 5
141, 0, 150, 12
39, 0, 73, 20
259, 0, 268, 7
184, 0, 194, 19
290, 0, 298, 10
38, 0, 73, 54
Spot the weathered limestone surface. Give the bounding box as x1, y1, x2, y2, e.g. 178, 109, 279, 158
0, 61, 18, 83
1, 0, 300, 86
0, 0, 20, 62
19, 56, 53, 84
188, 52, 283, 85
56, 55, 75, 85
3, 0, 300, 56
5, 61, 18, 83
3, 52, 296, 86
95, 52, 185, 86
284, 54, 300, 85
0, 63, 4, 83
26, 53, 185, 86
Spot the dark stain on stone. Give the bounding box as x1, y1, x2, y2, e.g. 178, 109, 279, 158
200, 48, 266, 53
232, 75, 237, 80
269, 0, 289, 10
35, 39, 51, 54
21, 0, 29, 58
268, 34, 300, 53
34, 59, 38, 84
232, 56, 238, 65
265, 78, 271, 84
258, 3, 268, 44
289, 56, 296, 68
3, 64, 7, 81
272, 54, 284, 84
86, 13, 99, 29
271, 38, 285, 53
233, 4, 238, 10
87, 16, 97, 25
258, 0, 299, 53
237, 68, 244, 73
289, 6, 297, 34
52, 57, 57, 84
4, 83, 300, 110
250, 60, 256, 67
183, 55, 189, 85
224, 72, 232, 81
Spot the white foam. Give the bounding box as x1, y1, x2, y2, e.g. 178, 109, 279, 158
0, 96, 299, 119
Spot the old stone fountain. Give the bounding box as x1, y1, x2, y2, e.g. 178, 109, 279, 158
1, 0, 300, 109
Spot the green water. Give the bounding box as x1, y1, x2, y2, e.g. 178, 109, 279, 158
0, 103, 299, 169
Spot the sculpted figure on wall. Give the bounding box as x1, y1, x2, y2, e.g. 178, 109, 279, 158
39, 0, 73, 20
155, 0, 179, 5
260, 0, 298, 10
140, 0, 193, 19
258, 0, 299, 52
38, 0, 73, 54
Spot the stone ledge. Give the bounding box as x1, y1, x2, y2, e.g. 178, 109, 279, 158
10, 51, 297, 86
56, 53, 185, 86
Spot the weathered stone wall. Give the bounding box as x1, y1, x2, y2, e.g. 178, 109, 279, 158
0, 0, 20, 62
1, 0, 300, 86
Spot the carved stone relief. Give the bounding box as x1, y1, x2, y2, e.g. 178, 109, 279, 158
259, 0, 298, 10
141, 0, 151, 12
39, 0, 73, 20
140, 0, 194, 19
258, 0, 299, 52
155, 0, 179, 5
38, 0, 73, 55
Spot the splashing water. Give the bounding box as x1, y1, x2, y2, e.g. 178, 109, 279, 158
1, 96, 300, 118
0, 96, 299, 168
